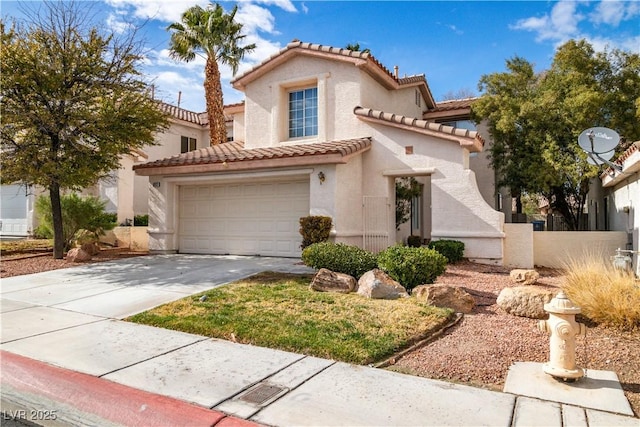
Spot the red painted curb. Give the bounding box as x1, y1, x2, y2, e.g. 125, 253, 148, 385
1, 350, 261, 427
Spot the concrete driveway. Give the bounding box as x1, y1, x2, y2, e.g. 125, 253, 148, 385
1, 254, 314, 322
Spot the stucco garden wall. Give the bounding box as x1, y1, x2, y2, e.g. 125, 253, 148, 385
101, 226, 149, 251
503, 223, 534, 268
533, 231, 627, 268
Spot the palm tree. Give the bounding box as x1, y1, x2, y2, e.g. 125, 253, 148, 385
167, 3, 255, 145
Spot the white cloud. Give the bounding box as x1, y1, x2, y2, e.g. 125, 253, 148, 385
620, 35, 640, 53
103, 0, 296, 111
105, 0, 209, 23
236, 3, 277, 34
591, 1, 626, 26
590, 1, 640, 26
510, 1, 583, 43
251, 0, 297, 13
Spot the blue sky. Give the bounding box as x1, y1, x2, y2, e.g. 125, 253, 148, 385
3, 1, 639, 113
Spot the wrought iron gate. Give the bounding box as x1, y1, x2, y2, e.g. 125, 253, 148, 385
363, 196, 390, 253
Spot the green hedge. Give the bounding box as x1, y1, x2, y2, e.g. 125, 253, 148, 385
134, 214, 149, 226
301, 242, 378, 279
299, 216, 332, 250
377, 245, 447, 291
427, 239, 465, 263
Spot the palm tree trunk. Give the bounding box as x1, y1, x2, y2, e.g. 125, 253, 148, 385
204, 57, 226, 145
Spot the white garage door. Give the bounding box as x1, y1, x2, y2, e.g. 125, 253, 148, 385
1, 184, 29, 237
179, 180, 310, 257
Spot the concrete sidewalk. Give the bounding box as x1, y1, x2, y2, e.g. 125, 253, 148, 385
1, 255, 638, 426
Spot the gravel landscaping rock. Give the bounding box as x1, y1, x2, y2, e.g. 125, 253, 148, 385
391, 261, 640, 417
1, 255, 638, 417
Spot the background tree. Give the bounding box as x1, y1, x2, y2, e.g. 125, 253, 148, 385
168, 3, 255, 145
35, 194, 117, 251
0, 2, 168, 258
395, 177, 422, 230
440, 88, 477, 101
472, 56, 544, 215
473, 40, 640, 230
345, 42, 370, 54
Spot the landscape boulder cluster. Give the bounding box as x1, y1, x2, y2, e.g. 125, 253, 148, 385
310, 267, 476, 313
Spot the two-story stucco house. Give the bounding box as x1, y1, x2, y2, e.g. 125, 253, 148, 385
134, 41, 505, 263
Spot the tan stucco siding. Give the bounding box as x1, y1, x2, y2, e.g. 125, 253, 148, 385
333, 156, 364, 246
242, 55, 369, 148
361, 124, 504, 262
360, 74, 424, 119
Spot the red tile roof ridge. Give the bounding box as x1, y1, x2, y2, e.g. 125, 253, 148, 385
601, 140, 640, 178
353, 106, 484, 148
157, 101, 206, 126
398, 74, 426, 85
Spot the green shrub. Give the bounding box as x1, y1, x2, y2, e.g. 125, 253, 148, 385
377, 245, 447, 291
428, 239, 465, 263
104, 213, 118, 224
301, 242, 378, 278
299, 216, 332, 249
407, 235, 422, 248
134, 214, 149, 226
35, 194, 117, 250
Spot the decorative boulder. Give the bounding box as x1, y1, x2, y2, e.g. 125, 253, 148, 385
357, 269, 408, 300
510, 269, 540, 286
66, 248, 92, 262
310, 268, 357, 293
497, 286, 557, 319
413, 284, 476, 314
80, 242, 100, 256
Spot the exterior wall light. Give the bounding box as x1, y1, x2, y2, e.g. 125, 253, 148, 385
318, 171, 325, 184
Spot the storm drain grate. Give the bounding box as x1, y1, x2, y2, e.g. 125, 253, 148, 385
238, 384, 287, 406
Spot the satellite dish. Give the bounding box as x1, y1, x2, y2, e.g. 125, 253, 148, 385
586, 149, 615, 165
578, 127, 622, 170
578, 127, 620, 155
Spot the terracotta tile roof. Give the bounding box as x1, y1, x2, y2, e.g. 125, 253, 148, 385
158, 102, 206, 125
601, 140, 640, 179
133, 138, 372, 173
398, 75, 427, 85
231, 40, 436, 109
157, 101, 243, 126
432, 97, 478, 112
353, 106, 484, 151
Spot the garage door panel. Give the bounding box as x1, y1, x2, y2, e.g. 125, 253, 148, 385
179, 180, 309, 257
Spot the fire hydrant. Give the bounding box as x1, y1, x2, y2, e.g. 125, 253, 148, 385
538, 291, 586, 381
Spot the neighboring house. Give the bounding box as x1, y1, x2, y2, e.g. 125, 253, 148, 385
0, 102, 217, 233
87, 103, 212, 224
599, 141, 640, 275
0, 184, 36, 238
134, 41, 505, 262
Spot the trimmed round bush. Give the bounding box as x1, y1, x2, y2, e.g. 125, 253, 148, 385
428, 239, 465, 263
301, 242, 378, 279
377, 245, 447, 291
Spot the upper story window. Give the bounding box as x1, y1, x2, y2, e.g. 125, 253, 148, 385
288, 87, 318, 139
442, 120, 476, 131
181, 136, 196, 153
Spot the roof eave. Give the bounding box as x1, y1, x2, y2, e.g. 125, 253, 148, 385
423, 107, 472, 121
354, 107, 483, 152
134, 147, 371, 177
